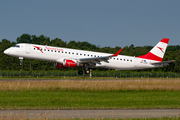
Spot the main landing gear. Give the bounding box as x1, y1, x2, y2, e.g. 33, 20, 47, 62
78, 69, 83, 75
78, 68, 90, 75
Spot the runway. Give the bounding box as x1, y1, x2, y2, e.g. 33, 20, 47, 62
1, 109, 180, 119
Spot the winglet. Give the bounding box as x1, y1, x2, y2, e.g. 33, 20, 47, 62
111, 48, 122, 56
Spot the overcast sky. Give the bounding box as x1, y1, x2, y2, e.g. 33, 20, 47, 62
0, 0, 180, 48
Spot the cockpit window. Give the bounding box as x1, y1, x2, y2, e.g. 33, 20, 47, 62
13, 45, 20, 48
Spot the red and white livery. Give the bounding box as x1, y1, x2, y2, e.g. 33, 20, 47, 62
4, 38, 174, 75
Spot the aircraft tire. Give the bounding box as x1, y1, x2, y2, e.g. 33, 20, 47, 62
78, 70, 83, 75
85, 69, 90, 74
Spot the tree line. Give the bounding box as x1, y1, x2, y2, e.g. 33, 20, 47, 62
1, 34, 180, 72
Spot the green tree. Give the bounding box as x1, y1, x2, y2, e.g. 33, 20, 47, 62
66, 41, 78, 49
51, 38, 66, 47
0, 39, 19, 70
17, 34, 31, 43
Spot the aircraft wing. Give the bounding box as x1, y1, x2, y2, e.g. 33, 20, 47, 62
78, 49, 122, 64
150, 60, 175, 65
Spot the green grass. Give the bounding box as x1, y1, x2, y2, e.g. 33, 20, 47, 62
0, 90, 180, 109
0, 76, 179, 81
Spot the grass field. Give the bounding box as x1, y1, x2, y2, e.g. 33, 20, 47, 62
0, 117, 180, 120
1, 117, 180, 120
1, 90, 180, 109
0, 80, 180, 110
1, 79, 180, 91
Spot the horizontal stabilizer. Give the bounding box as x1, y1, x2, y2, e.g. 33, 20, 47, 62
151, 60, 175, 65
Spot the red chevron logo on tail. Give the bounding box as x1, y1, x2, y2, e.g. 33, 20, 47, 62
157, 47, 164, 53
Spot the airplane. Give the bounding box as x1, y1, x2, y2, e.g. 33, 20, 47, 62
3, 38, 175, 75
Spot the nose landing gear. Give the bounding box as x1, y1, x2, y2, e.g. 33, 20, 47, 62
19, 57, 23, 66
19, 57, 23, 70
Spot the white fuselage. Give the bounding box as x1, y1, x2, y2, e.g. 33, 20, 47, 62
4, 43, 162, 70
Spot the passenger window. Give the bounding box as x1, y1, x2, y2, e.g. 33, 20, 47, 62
88, 54, 89, 56
91, 55, 93, 57
69, 52, 70, 54
130, 60, 132, 62
62, 51, 63, 53
72, 52, 74, 54
117, 58, 119, 60
58, 51, 60, 53
55, 51, 56, 52
94, 55, 96, 57
124, 59, 126, 61
51, 50, 53, 52
84, 54, 86, 56
34, 48, 35, 50
80, 54, 82, 55
44, 49, 46, 51
76, 53, 78, 55
127, 59, 129, 61
48, 50, 50, 52
65, 52, 67, 54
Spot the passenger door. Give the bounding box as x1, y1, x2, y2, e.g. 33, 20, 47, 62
134, 57, 138, 67
26, 44, 31, 54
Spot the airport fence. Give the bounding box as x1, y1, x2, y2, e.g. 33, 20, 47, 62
0, 71, 180, 78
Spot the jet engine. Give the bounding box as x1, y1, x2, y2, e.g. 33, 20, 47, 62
54, 62, 66, 69
63, 59, 79, 68
54, 59, 81, 68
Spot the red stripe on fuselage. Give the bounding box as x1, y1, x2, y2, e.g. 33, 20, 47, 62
137, 52, 163, 61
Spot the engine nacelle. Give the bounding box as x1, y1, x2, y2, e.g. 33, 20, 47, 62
55, 59, 81, 68
63, 59, 79, 68
54, 62, 66, 69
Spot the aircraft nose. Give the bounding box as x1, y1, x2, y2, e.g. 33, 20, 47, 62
4, 49, 9, 54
